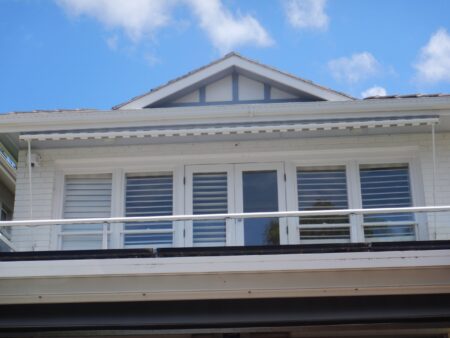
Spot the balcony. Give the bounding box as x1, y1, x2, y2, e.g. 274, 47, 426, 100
1, 205, 450, 253
1, 205, 450, 335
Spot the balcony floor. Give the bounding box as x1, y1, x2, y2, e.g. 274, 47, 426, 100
1, 240, 450, 261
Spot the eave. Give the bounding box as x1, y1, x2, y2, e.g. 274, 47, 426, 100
1, 97, 450, 134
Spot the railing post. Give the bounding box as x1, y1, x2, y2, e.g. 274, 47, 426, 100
102, 222, 108, 249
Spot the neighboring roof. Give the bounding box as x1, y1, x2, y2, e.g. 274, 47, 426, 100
5, 108, 97, 115
365, 93, 450, 100
113, 52, 354, 110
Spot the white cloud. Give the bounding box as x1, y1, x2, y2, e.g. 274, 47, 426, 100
361, 86, 387, 98
284, 0, 328, 30
144, 53, 161, 67
414, 28, 450, 84
328, 52, 381, 84
187, 0, 273, 54
56, 0, 272, 54
56, 0, 175, 41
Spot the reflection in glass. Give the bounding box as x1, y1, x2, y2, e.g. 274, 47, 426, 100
242, 170, 279, 246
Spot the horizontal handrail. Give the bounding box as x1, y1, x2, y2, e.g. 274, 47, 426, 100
0, 205, 449, 228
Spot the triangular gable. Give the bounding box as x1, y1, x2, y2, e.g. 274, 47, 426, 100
114, 53, 353, 110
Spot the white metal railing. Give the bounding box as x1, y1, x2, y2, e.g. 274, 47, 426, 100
1, 205, 450, 252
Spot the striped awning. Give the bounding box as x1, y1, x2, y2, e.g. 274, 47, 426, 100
19, 115, 439, 142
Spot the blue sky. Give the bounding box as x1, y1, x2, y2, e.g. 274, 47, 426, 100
1, 0, 449, 113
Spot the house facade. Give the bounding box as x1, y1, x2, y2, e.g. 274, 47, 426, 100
0, 53, 450, 337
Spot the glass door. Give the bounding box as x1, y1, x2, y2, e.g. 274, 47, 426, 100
234, 163, 287, 246
185, 163, 288, 247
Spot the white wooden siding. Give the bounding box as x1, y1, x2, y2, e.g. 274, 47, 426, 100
271, 86, 297, 99
238, 75, 264, 100
205, 75, 232, 102
173, 90, 199, 104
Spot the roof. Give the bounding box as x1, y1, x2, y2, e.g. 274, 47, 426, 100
5, 108, 97, 115
113, 52, 354, 110
365, 93, 450, 100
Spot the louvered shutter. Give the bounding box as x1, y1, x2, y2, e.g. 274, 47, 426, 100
360, 164, 415, 241
62, 174, 112, 250
192, 172, 227, 246
297, 167, 350, 243
124, 174, 173, 247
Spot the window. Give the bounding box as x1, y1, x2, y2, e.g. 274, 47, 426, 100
61, 174, 112, 250
360, 164, 415, 242
57, 159, 420, 249
124, 174, 173, 247
296, 166, 351, 244
0, 207, 11, 241
295, 162, 418, 244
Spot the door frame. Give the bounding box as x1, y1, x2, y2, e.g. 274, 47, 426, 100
185, 162, 288, 247
233, 162, 288, 246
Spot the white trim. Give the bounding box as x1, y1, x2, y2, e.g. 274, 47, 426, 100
284, 162, 298, 244
173, 165, 185, 247
26, 140, 32, 220
111, 169, 124, 248
50, 171, 65, 250
347, 161, 364, 242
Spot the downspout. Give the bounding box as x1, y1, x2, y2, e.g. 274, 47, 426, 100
431, 123, 437, 240
27, 139, 33, 220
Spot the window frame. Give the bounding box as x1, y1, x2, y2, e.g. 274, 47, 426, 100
287, 156, 426, 244
123, 171, 176, 249
57, 172, 114, 250
295, 165, 353, 244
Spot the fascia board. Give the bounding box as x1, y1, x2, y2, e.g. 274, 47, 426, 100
1, 97, 450, 134
232, 57, 352, 101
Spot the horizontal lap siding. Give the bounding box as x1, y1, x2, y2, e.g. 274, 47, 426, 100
11, 151, 55, 251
